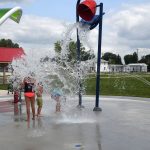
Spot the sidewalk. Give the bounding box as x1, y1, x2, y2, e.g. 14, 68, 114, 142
0, 90, 10, 96
0, 90, 13, 101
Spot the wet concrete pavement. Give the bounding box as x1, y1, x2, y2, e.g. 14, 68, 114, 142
0, 95, 150, 150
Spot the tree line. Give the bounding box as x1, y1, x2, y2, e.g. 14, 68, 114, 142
102, 52, 139, 65
54, 40, 95, 62
0, 39, 149, 71
0, 39, 20, 48
102, 52, 150, 71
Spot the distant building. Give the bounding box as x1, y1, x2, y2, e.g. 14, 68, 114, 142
95, 59, 109, 72
0, 47, 25, 84
109, 65, 123, 73
80, 59, 96, 73
100, 59, 109, 72
124, 63, 147, 72
94, 60, 148, 73
81, 59, 109, 73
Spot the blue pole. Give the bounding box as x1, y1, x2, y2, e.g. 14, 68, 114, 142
93, 3, 103, 111
76, 0, 84, 108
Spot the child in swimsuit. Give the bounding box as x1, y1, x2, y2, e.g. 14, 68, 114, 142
36, 82, 43, 117
51, 88, 63, 112
23, 76, 36, 121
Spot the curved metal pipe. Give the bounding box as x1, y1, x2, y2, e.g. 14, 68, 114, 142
0, 6, 22, 25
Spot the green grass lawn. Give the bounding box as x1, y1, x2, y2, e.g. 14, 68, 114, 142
0, 84, 8, 90
85, 73, 150, 98
0, 73, 150, 98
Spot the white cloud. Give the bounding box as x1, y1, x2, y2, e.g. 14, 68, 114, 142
102, 3, 150, 59
0, 0, 31, 4
0, 3, 150, 62
0, 15, 67, 54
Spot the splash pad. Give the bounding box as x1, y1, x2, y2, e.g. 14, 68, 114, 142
0, 96, 150, 150
9, 22, 95, 109
1, 1, 150, 150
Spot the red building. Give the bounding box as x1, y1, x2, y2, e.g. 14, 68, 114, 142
0, 47, 25, 84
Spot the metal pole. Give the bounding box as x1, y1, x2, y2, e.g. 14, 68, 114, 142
76, 0, 84, 108
93, 3, 103, 111
137, 48, 139, 63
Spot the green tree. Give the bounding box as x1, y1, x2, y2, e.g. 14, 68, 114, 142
102, 52, 122, 64
0, 39, 19, 48
124, 52, 138, 64
124, 54, 132, 64
116, 55, 122, 64
54, 41, 61, 54
54, 40, 95, 62
132, 52, 138, 63
139, 54, 150, 72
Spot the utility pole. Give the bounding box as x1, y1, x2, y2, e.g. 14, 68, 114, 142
137, 48, 139, 63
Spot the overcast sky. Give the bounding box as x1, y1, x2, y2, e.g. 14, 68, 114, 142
0, 0, 150, 61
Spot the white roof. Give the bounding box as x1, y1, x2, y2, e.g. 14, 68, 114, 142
109, 64, 123, 67
128, 63, 147, 66
101, 59, 108, 63
94, 59, 108, 63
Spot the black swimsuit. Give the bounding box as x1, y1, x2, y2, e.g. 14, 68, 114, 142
24, 82, 34, 93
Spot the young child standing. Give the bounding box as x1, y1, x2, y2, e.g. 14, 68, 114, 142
23, 76, 36, 121
51, 87, 63, 113
36, 82, 43, 117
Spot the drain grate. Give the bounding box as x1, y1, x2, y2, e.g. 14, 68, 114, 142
74, 144, 84, 149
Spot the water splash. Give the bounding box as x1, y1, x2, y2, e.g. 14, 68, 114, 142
8, 22, 95, 99
56, 113, 96, 124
